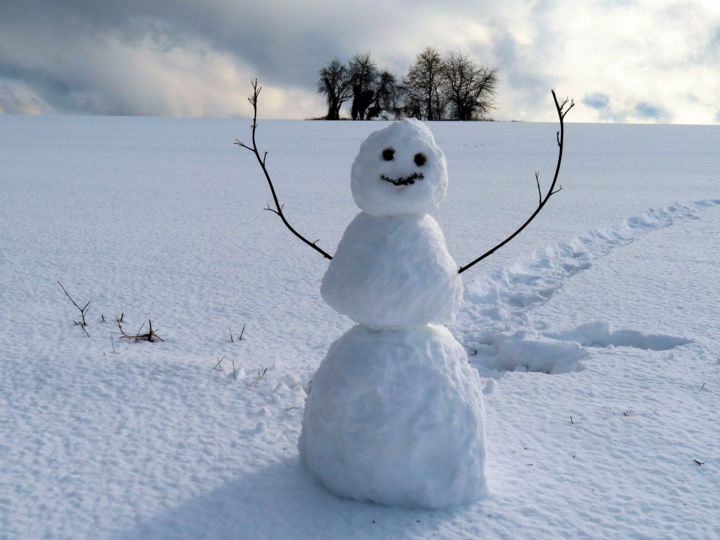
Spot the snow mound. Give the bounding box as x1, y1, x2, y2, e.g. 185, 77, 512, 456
470, 330, 589, 374
298, 324, 487, 509
350, 119, 448, 217
321, 212, 463, 330
548, 321, 692, 351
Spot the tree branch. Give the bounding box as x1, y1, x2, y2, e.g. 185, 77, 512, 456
235, 79, 333, 260
457, 90, 574, 274
57, 281, 90, 335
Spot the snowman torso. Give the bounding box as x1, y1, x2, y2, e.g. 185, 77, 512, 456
321, 212, 463, 330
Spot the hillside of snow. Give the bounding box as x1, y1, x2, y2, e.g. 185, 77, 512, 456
1, 115, 718, 539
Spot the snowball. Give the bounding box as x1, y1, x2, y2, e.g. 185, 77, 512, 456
351, 118, 448, 217
298, 324, 487, 509
321, 212, 463, 330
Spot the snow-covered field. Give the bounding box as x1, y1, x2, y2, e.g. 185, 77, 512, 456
1, 114, 719, 539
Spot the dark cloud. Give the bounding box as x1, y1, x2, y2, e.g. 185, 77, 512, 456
1, 1, 346, 83
633, 102, 670, 122
0, 0, 379, 115
583, 93, 610, 110
1, 1, 717, 122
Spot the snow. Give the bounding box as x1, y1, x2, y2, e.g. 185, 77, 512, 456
1, 114, 719, 538
299, 324, 486, 508
351, 119, 448, 217
321, 212, 463, 329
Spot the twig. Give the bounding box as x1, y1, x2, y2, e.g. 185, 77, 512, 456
115, 319, 164, 342
458, 90, 574, 274
235, 79, 333, 261
694, 459, 705, 466
250, 367, 268, 387
229, 324, 246, 342
213, 356, 225, 371
232, 359, 237, 381
57, 281, 91, 336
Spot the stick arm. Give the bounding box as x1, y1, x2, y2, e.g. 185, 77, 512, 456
235, 79, 333, 261
457, 91, 574, 274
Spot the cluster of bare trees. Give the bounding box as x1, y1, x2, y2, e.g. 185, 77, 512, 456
317, 47, 498, 121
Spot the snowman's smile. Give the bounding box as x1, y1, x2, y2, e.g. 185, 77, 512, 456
380, 172, 424, 186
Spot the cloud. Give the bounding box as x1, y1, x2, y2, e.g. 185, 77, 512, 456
0, 80, 51, 115
0, 0, 719, 123
633, 102, 670, 122
583, 93, 610, 110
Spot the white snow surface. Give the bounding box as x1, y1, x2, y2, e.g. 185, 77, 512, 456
298, 325, 486, 508
351, 119, 448, 217
1, 115, 720, 538
321, 212, 463, 329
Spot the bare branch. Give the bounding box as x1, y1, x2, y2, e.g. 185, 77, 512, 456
57, 281, 87, 315
534, 172, 542, 205
214, 356, 225, 371
115, 319, 164, 342
229, 323, 245, 342
58, 281, 90, 334
250, 367, 268, 387
235, 79, 333, 260
458, 90, 573, 274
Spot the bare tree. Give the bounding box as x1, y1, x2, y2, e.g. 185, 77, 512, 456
402, 47, 447, 120
367, 70, 399, 120
317, 58, 353, 120
348, 52, 378, 120
442, 51, 498, 121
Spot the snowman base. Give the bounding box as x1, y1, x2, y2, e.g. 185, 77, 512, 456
298, 324, 487, 509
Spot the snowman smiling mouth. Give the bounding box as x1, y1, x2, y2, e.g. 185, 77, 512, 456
380, 172, 424, 186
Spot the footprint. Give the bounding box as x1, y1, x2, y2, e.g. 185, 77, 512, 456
462, 199, 719, 324
456, 200, 715, 375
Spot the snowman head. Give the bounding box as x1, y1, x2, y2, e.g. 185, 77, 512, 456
351, 119, 448, 217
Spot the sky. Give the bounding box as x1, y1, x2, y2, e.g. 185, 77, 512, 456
0, 0, 718, 123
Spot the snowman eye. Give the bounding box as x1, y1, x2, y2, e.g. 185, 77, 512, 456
382, 148, 395, 161
414, 152, 427, 166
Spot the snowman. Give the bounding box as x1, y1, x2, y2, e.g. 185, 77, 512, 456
298, 119, 487, 508
238, 82, 570, 509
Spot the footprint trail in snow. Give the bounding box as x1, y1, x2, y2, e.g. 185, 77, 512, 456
454, 199, 720, 374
